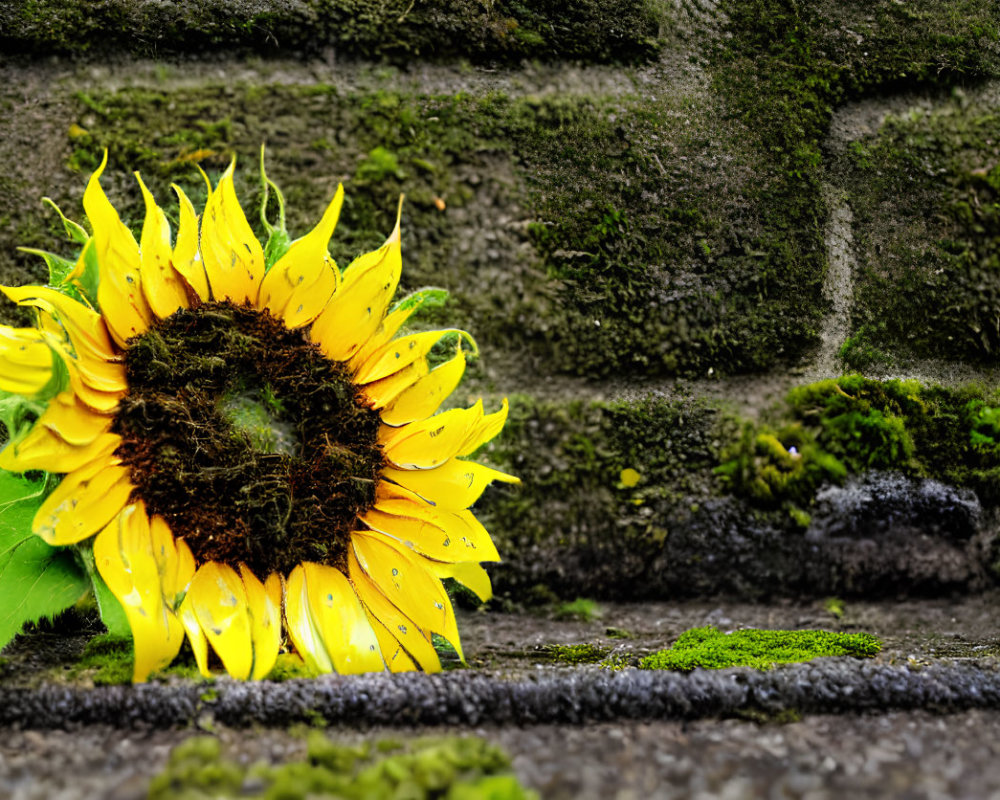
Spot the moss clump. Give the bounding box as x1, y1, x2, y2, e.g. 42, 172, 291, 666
68, 633, 133, 686
640, 625, 881, 671
264, 654, 322, 682
148, 733, 537, 800
0, 0, 663, 63
541, 643, 610, 665
717, 375, 1000, 510
554, 598, 602, 622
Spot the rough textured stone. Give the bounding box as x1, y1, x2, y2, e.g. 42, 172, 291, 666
4, 661, 1000, 729
1, 0, 1000, 604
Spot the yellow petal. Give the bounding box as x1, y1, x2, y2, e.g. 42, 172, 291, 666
346, 294, 425, 374
351, 531, 462, 661
367, 614, 417, 673
348, 548, 440, 672
200, 160, 265, 304
426, 560, 493, 603
361, 360, 429, 410
93, 503, 186, 682
2, 284, 116, 361
457, 398, 509, 455
136, 173, 190, 319
302, 562, 384, 675
0, 428, 119, 474
354, 329, 465, 385
33, 446, 133, 545
35, 390, 113, 446
64, 364, 124, 414
40, 325, 127, 394
383, 459, 519, 511
0, 326, 56, 396
257, 185, 343, 328
379, 349, 465, 426
380, 402, 484, 470
239, 564, 282, 680
363, 501, 500, 564
178, 596, 212, 679
84, 153, 152, 347
187, 561, 254, 680
285, 563, 334, 674
171, 184, 210, 301
309, 207, 402, 362
153, 520, 196, 606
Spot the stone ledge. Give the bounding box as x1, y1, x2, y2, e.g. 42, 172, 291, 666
3, 660, 1000, 729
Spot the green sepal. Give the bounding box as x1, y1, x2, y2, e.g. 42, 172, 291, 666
70, 238, 101, 307
0, 471, 89, 652
42, 197, 89, 245
389, 287, 450, 316
17, 247, 94, 309
77, 545, 131, 639
263, 229, 292, 271
18, 247, 77, 287
0, 392, 47, 442
259, 145, 291, 269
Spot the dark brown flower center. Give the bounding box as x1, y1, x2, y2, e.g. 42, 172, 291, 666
112, 301, 384, 577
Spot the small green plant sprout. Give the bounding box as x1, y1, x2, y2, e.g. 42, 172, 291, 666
823, 597, 845, 619
555, 598, 602, 622
639, 626, 881, 671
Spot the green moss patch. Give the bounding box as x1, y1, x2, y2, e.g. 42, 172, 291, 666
0, 0, 662, 63
67, 634, 134, 686
540, 643, 610, 665
717, 374, 1000, 513
149, 732, 536, 800
640, 625, 881, 671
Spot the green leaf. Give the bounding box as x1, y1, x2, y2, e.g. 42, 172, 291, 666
79, 547, 130, 638
0, 472, 88, 652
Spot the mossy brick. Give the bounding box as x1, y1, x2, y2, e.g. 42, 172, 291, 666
479, 384, 995, 601
706, 0, 1000, 370
0, 0, 663, 64
0, 80, 831, 380
833, 98, 1000, 365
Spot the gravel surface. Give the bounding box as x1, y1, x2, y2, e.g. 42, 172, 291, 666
6, 711, 1000, 800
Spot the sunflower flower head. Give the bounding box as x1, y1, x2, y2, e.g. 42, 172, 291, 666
0, 151, 517, 681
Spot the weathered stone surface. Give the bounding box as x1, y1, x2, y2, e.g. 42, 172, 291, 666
0, 0, 663, 62
1, 0, 1000, 604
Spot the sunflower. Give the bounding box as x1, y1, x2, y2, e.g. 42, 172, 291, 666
0, 152, 517, 682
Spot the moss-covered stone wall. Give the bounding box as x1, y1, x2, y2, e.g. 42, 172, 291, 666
2, 0, 1000, 602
